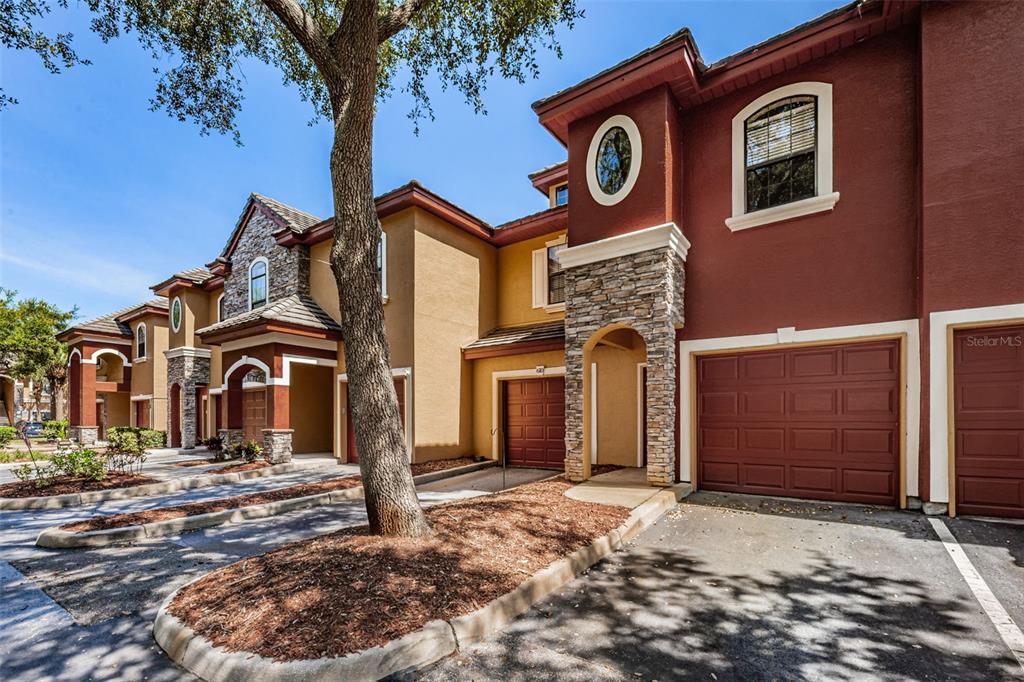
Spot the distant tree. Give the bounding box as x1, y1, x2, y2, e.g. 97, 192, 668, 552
0, 289, 76, 421
3, 0, 580, 536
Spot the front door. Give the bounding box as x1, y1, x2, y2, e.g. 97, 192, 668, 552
347, 378, 406, 463
242, 388, 267, 445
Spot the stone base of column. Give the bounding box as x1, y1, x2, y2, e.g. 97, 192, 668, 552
564, 458, 586, 482
262, 429, 293, 464
69, 426, 99, 447
218, 429, 245, 456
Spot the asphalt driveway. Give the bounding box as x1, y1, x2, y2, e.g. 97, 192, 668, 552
405, 492, 1024, 681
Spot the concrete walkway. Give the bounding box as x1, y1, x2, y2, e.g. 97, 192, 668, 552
0, 465, 549, 681
564, 467, 692, 509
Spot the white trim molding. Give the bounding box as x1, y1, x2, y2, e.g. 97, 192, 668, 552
130, 394, 154, 402
532, 234, 568, 311
679, 319, 920, 499
928, 302, 1024, 504
557, 222, 690, 270
215, 292, 226, 322
223, 355, 272, 386
636, 362, 647, 468
135, 322, 147, 361
586, 114, 642, 206
279, 354, 337, 386
164, 346, 213, 360
89, 348, 132, 367
727, 81, 836, 231
489, 365, 566, 460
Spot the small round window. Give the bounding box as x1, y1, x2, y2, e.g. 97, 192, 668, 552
595, 126, 632, 195
170, 298, 182, 332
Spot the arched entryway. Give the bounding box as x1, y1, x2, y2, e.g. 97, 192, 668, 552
580, 324, 648, 478
169, 383, 182, 448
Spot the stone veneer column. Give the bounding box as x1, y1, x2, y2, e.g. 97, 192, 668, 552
70, 426, 99, 447
166, 351, 212, 449
563, 245, 685, 486
262, 429, 294, 464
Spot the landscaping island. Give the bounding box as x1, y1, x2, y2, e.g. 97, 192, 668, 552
0, 474, 158, 498
165, 477, 629, 661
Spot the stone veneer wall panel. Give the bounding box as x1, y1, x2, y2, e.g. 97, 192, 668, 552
222, 210, 310, 319
563, 247, 685, 486
167, 355, 211, 449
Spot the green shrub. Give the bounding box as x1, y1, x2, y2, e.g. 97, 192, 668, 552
106, 427, 143, 455
0, 426, 16, 448
202, 436, 226, 461
233, 439, 263, 463
139, 429, 166, 449
47, 447, 106, 481
42, 420, 68, 441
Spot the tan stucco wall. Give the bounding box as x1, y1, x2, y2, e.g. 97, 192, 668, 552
470, 349, 566, 458
592, 340, 647, 467
309, 241, 340, 323
496, 230, 566, 328
151, 321, 169, 431
412, 209, 497, 462
168, 288, 212, 350
289, 363, 333, 454
101, 391, 131, 429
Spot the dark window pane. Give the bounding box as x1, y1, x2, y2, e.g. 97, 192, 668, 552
744, 96, 817, 212
555, 185, 568, 206
548, 272, 565, 304
595, 126, 632, 195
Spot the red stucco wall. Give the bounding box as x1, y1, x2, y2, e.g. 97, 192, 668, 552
679, 26, 920, 341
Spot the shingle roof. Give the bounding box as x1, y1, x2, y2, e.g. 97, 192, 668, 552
196, 294, 341, 337
465, 320, 565, 350
252, 194, 323, 234
63, 298, 169, 338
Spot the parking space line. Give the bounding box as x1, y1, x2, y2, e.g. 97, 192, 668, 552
928, 517, 1024, 673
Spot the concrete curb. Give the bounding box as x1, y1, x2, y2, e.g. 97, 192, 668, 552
1, 461, 321, 511
152, 479, 684, 681
37, 460, 497, 548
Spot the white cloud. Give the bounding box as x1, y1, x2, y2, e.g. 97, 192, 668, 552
0, 251, 154, 299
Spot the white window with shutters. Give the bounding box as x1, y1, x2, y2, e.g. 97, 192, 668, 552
531, 235, 567, 312
726, 81, 838, 232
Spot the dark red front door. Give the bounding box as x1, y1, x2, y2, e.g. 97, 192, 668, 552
504, 377, 565, 468
696, 340, 900, 505
242, 388, 266, 444
954, 324, 1024, 518
347, 378, 406, 464
135, 400, 150, 429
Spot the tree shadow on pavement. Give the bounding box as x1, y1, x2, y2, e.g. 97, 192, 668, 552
402, 545, 1018, 681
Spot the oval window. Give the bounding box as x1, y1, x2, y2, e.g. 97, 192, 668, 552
595, 126, 632, 195
171, 298, 182, 332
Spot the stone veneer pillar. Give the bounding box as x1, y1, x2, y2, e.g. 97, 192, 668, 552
562, 240, 686, 487
70, 426, 99, 447
262, 429, 294, 464
166, 350, 211, 449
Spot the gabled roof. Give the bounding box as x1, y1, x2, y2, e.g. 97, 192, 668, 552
532, 0, 916, 143
57, 298, 169, 341
150, 266, 216, 294
195, 294, 342, 338
218, 193, 325, 262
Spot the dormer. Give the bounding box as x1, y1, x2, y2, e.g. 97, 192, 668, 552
529, 162, 569, 208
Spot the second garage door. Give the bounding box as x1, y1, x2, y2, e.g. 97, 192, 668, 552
697, 339, 900, 505
504, 377, 565, 468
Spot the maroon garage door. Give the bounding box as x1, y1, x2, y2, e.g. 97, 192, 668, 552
697, 340, 900, 505
954, 324, 1024, 518
504, 377, 565, 468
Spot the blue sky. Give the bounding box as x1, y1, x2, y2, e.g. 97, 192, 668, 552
1, 0, 843, 321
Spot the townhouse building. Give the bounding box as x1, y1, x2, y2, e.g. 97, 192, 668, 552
61, 0, 1023, 518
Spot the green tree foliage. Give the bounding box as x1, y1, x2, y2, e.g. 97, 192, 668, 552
0, 288, 75, 380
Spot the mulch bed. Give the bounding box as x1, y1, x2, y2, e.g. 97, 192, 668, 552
59, 457, 480, 533
408, 456, 479, 476
61, 475, 363, 532
0, 474, 158, 499
167, 477, 630, 661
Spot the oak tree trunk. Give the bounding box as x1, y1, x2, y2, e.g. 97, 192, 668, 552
326, 0, 431, 537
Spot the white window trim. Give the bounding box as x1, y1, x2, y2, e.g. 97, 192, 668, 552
216, 292, 225, 322
532, 234, 567, 312
586, 114, 643, 206
170, 297, 182, 333
489, 366, 566, 460
678, 319, 920, 500
726, 81, 838, 232
379, 231, 389, 303
248, 256, 270, 311
928, 303, 1024, 506
135, 322, 147, 361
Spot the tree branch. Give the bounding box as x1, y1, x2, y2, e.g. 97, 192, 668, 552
259, 0, 340, 81
377, 0, 433, 43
